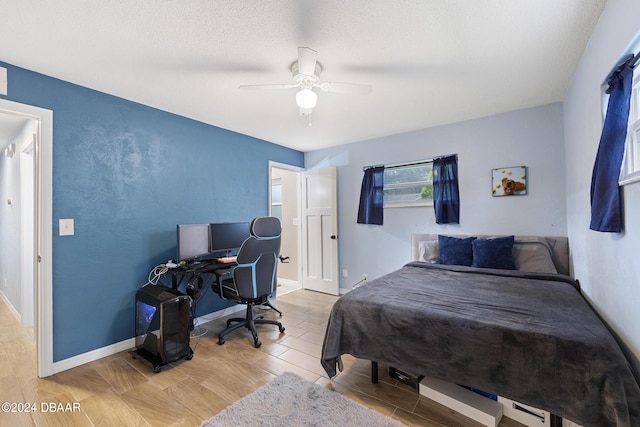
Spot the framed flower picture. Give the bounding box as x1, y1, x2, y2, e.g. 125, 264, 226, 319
492, 166, 527, 197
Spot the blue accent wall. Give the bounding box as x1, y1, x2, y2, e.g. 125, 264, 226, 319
0, 61, 303, 361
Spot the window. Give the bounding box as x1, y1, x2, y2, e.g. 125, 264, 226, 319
383, 161, 433, 207
605, 30, 640, 186
620, 68, 640, 185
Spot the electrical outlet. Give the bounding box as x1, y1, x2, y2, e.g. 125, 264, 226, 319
342, 269, 348, 278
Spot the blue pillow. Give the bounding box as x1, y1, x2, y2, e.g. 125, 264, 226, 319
471, 236, 516, 270
436, 235, 476, 266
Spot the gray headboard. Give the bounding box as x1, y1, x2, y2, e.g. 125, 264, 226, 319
411, 234, 570, 276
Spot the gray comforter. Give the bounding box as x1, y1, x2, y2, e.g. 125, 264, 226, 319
321, 262, 640, 427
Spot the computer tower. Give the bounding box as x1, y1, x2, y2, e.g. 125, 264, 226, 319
133, 285, 193, 372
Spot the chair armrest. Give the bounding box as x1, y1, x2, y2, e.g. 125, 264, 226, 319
212, 267, 234, 300
214, 268, 231, 277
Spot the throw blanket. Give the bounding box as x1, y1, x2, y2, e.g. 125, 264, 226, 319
321, 263, 640, 427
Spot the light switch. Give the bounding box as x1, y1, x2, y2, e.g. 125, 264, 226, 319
0, 67, 6, 96
59, 218, 74, 236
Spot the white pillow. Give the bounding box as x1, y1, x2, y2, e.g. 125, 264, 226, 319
513, 238, 558, 274
418, 240, 438, 263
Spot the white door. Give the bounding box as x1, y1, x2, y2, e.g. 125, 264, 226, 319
301, 167, 339, 295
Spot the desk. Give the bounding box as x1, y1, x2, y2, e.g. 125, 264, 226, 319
166, 258, 281, 315
165, 259, 236, 297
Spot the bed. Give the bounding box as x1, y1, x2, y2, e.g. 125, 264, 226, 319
320, 234, 640, 427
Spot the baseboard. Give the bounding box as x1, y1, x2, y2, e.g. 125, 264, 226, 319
277, 278, 299, 287
50, 303, 245, 375
52, 337, 136, 374
191, 303, 245, 325
0, 290, 21, 323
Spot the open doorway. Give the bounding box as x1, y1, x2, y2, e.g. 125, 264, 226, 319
269, 162, 340, 296
0, 99, 53, 378
0, 116, 35, 331
269, 161, 302, 295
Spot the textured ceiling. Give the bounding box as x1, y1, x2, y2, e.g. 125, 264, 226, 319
0, 1, 607, 152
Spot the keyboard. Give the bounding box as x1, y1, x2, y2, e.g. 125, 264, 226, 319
216, 256, 237, 264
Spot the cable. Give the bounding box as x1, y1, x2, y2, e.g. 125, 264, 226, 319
352, 276, 367, 289
188, 274, 217, 350
190, 298, 205, 351
142, 264, 169, 287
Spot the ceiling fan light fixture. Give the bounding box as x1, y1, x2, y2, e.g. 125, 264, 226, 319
296, 88, 317, 109
239, 47, 371, 117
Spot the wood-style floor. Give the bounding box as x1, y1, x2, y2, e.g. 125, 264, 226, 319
0, 288, 526, 426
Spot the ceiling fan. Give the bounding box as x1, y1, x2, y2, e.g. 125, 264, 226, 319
239, 47, 372, 117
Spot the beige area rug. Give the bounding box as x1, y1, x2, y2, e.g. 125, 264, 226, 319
200, 372, 405, 427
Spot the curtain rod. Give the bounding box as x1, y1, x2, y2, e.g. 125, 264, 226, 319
601, 54, 639, 91
363, 154, 457, 171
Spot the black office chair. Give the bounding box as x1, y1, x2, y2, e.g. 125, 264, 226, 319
213, 216, 285, 348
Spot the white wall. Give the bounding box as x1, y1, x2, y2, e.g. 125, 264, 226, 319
563, 0, 640, 362
305, 103, 566, 288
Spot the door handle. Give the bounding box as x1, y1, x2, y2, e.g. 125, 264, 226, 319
330, 235, 337, 240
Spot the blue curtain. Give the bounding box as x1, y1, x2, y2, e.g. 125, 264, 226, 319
590, 54, 635, 233
357, 166, 384, 225
433, 155, 460, 224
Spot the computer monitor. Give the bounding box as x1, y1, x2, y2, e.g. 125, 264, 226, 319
209, 222, 250, 255
176, 224, 211, 262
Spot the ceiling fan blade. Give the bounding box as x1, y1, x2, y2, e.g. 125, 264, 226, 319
318, 82, 372, 95
297, 47, 318, 75
238, 83, 299, 90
